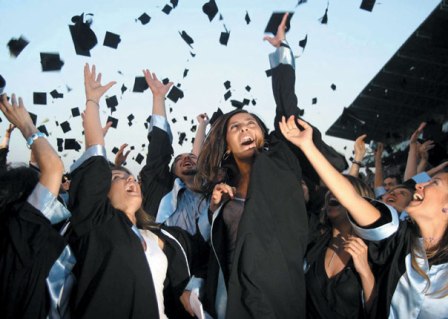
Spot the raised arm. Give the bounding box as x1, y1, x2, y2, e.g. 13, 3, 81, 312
373, 142, 384, 190
191, 113, 209, 157
0, 124, 14, 170
416, 140, 434, 174
143, 69, 173, 118
83, 64, 116, 148
280, 115, 381, 226
403, 122, 426, 181
348, 134, 367, 177
0, 94, 63, 196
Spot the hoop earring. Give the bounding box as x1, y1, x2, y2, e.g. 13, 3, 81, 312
219, 151, 230, 168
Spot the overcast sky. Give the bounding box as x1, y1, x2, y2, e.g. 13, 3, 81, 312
0, 0, 440, 174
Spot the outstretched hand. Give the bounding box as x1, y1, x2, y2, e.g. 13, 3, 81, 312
197, 113, 209, 126
115, 143, 131, 166
210, 183, 236, 212
0, 94, 35, 137
143, 69, 173, 98
279, 115, 313, 149
263, 12, 288, 48
354, 134, 367, 160
84, 63, 116, 103
410, 122, 426, 144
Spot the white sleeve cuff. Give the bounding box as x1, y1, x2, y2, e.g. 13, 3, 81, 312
70, 144, 107, 172
149, 114, 173, 143
269, 41, 295, 69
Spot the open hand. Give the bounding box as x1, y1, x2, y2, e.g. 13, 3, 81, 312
143, 69, 173, 98
263, 13, 289, 48
115, 143, 131, 166
279, 115, 313, 149
210, 182, 236, 212
84, 63, 116, 103
0, 94, 35, 137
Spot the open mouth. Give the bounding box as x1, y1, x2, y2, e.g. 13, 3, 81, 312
413, 193, 424, 201
328, 198, 340, 207
241, 135, 255, 146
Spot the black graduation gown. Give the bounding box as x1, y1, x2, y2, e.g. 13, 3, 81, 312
0, 201, 66, 319
68, 156, 159, 319
0, 147, 7, 171
139, 126, 175, 218
224, 61, 346, 318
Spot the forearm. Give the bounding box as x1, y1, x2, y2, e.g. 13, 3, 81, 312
0, 135, 10, 149
360, 271, 376, 312
403, 144, 418, 181
301, 143, 381, 225
152, 95, 167, 117
373, 157, 383, 188
84, 100, 105, 147
416, 158, 427, 174
192, 122, 206, 157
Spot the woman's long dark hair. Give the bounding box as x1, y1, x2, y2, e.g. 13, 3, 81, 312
193, 109, 269, 196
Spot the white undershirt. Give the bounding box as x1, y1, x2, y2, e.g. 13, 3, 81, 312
140, 229, 169, 319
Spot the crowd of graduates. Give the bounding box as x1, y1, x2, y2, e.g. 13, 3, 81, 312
1, 14, 448, 319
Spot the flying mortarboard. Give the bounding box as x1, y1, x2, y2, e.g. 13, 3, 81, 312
296, 0, 307, 6
251, 99, 256, 106
107, 116, 118, 128
103, 31, 121, 49
331, 83, 337, 91
245, 11, 251, 24
57, 138, 64, 152
264, 12, 294, 35
37, 125, 49, 136
60, 121, 71, 133
71, 107, 81, 117
172, 118, 177, 123
50, 89, 64, 99
202, 0, 219, 22
191, 125, 197, 132
28, 112, 37, 125
183, 69, 189, 78
230, 100, 244, 109
299, 34, 308, 50
183, 116, 188, 121
7, 36, 29, 57
135, 153, 144, 164
224, 80, 231, 90
245, 85, 251, 92
167, 85, 184, 103
112, 146, 119, 154
224, 90, 231, 100
0, 75, 5, 94
40, 53, 64, 71
171, 0, 179, 8
33, 92, 47, 105
162, 5, 172, 15
179, 31, 194, 48
106, 95, 118, 109
178, 132, 187, 146
121, 84, 127, 94
360, 0, 376, 12
64, 138, 81, 151
243, 98, 250, 106
137, 13, 151, 25
312, 97, 317, 104
133, 76, 149, 92
219, 26, 230, 46
319, 5, 329, 24
265, 69, 273, 77
69, 13, 97, 56
162, 78, 170, 85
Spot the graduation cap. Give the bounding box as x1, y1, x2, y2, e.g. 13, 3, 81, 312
224, 80, 231, 90
130, 146, 135, 150
179, 31, 194, 48
162, 4, 172, 15
219, 26, 230, 46
50, 89, 64, 99
331, 83, 337, 91
183, 69, 189, 78
245, 85, 251, 92
183, 116, 188, 121
7, 36, 29, 57
0, 74, 5, 94
121, 84, 127, 94
60, 121, 71, 133
69, 13, 98, 56
169, 107, 173, 113
245, 11, 251, 24
209, 108, 223, 126
127, 114, 135, 126
146, 115, 152, 123
37, 125, 49, 136
112, 146, 119, 154
57, 138, 64, 152
40, 53, 64, 71
167, 85, 184, 103
202, 0, 218, 22
265, 69, 273, 77
191, 125, 197, 132
230, 100, 244, 109
264, 12, 294, 35
172, 118, 177, 123
107, 116, 118, 128
106, 95, 118, 109
299, 34, 308, 50
64, 138, 81, 151
296, 0, 307, 6
171, 0, 179, 8
162, 78, 170, 85
178, 132, 187, 146
319, 5, 329, 24
135, 153, 144, 164
224, 90, 231, 100
103, 31, 121, 49
312, 97, 317, 104
251, 99, 256, 106
71, 107, 81, 117
243, 98, 250, 106
190, 51, 196, 58
360, 0, 376, 12
137, 13, 151, 25
33, 92, 47, 105
133, 76, 149, 92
